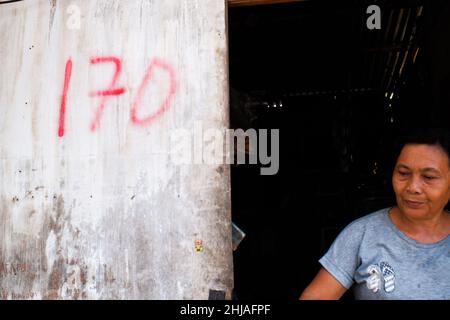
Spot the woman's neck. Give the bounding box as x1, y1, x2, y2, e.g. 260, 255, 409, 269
389, 207, 450, 244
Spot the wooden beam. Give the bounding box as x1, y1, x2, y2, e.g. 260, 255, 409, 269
228, 0, 309, 8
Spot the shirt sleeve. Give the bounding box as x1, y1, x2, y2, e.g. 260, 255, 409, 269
319, 220, 366, 289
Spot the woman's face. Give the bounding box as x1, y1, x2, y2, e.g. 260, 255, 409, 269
392, 144, 450, 220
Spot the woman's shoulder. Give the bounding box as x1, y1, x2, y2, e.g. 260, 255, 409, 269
327, 208, 392, 252
343, 207, 390, 233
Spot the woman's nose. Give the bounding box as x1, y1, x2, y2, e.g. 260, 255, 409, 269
406, 175, 422, 194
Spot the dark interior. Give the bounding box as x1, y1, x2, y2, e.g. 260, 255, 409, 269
228, 0, 450, 299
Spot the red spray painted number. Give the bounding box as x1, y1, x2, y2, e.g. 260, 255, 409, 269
58, 58, 73, 137
57, 56, 177, 137
89, 57, 126, 132
130, 58, 177, 126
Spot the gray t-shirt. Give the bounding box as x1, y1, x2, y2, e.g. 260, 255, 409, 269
319, 208, 450, 300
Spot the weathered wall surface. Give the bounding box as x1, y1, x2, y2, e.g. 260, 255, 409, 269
0, 0, 232, 299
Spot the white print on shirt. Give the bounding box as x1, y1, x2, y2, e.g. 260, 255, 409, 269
366, 265, 381, 293
366, 262, 396, 294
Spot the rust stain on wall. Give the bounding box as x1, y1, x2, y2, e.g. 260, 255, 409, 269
48, 0, 57, 34
46, 257, 64, 299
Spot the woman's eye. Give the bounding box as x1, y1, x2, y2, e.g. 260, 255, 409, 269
424, 176, 437, 180
398, 171, 409, 176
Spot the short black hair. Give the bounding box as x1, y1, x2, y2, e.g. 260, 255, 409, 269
394, 128, 450, 165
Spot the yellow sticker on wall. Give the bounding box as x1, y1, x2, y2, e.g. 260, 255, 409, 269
195, 240, 204, 252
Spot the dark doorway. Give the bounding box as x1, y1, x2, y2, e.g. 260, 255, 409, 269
228, 0, 450, 299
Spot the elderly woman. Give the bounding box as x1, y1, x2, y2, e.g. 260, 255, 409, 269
300, 128, 450, 300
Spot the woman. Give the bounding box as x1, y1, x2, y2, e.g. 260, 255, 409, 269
300, 128, 450, 300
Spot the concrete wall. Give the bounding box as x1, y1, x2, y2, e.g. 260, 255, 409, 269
0, 0, 232, 299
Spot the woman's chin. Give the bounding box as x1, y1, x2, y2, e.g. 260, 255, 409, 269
397, 204, 430, 219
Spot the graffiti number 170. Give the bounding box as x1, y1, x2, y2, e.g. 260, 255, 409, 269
58, 56, 177, 137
